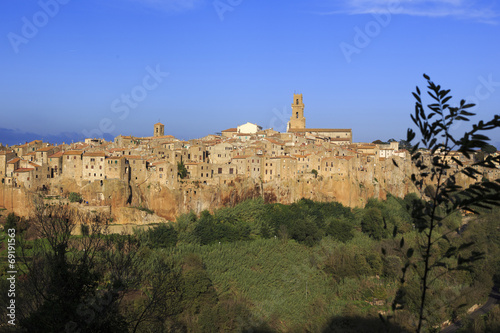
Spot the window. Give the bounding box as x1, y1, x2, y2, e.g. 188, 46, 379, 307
296, 112, 299, 118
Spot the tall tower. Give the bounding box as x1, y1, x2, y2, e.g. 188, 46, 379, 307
287, 93, 306, 131
154, 122, 164, 137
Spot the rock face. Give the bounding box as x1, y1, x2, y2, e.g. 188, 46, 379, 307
113, 207, 168, 225
0, 185, 31, 217
0, 156, 475, 222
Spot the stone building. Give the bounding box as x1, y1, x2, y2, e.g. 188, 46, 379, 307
82, 152, 107, 182
47, 151, 63, 178
106, 156, 128, 181
154, 122, 165, 137
35, 146, 58, 165
287, 93, 306, 131
128, 156, 149, 184
62, 150, 83, 182
0, 151, 16, 180
286, 93, 352, 143
237, 122, 262, 134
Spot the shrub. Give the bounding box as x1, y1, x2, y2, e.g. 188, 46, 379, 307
4, 213, 18, 231
68, 192, 82, 203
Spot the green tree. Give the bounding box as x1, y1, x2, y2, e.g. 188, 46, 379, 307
139, 223, 178, 248
399, 139, 413, 151
326, 217, 354, 243
177, 161, 188, 179
16, 199, 127, 332
3, 212, 18, 231
392, 74, 500, 332
68, 192, 82, 203
361, 207, 387, 240
311, 169, 318, 178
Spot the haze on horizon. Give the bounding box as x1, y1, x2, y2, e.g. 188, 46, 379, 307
1, 0, 499, 147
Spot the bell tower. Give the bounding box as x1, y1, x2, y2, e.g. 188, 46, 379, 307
287, 93, 306, 131
154, 122, 164, 137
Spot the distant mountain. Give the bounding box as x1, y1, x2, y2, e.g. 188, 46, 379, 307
0, 128, 113, 146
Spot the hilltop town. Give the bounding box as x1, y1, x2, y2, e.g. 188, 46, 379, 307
1, 94, 497, 222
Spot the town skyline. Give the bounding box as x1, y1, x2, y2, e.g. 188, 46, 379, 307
1, 0, 499, 147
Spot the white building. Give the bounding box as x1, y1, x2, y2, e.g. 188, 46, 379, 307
237, 122, 262, 134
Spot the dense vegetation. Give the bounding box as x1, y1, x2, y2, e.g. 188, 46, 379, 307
2, 75, 499, 332
1, 195, 499, 332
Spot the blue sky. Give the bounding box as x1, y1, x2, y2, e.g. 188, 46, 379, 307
1, 0, 499, 147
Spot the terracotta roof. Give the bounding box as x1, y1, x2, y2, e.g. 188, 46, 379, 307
106, 156, 125, 160
28, 140, 43, 145
265, 138, 284, 145
36, 146, 54, 152
83, 151, 106, 157
48, 151, 64, 158
29, 162, 42, 168
221, 128, 237, 132
271, 156, 296, 160
151, 161, 169, 166
14, 168, 34, 172
0, 150, 14, 155
7, 158, 21, 164
63, 150, 83, 155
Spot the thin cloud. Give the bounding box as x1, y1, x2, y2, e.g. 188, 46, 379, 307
317, 0, 499, 23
